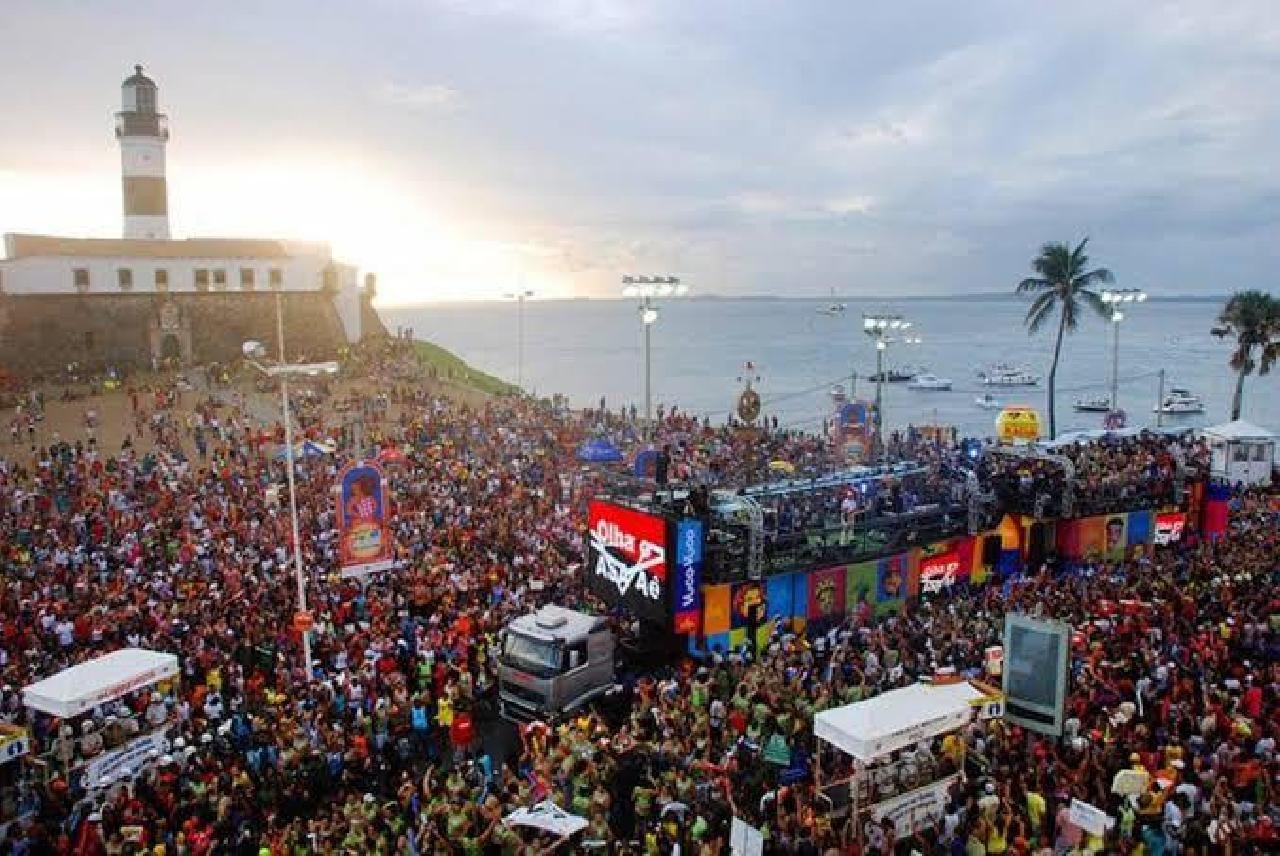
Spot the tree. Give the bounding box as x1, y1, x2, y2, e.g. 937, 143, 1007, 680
1211, 290, 1279, 420
1016, 238, 1114, 438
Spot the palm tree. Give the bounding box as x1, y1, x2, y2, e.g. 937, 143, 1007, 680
1211, 290, 1279, 420
1016, 238, 1114, 438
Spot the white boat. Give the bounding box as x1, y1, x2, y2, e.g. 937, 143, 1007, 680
975, 393, 1001, 409
817, 288, 847, 316
909, 373, 952, 391
1153, 388, 1205, 415
1074, 395, 1112, 413
978, 364, 1040, 386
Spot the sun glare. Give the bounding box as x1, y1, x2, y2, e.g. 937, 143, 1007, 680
1, 156, 574, 305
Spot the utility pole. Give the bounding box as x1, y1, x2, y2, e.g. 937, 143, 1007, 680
1156, 369, 1166, 428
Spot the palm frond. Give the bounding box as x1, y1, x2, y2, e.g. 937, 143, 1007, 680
1077, 289, 1109, 320
1016, 277, 1051, 294
1025, 292, 1056, 334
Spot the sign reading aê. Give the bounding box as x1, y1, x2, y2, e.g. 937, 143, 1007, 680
919, 551, 962, 594
586, 500, 670, 625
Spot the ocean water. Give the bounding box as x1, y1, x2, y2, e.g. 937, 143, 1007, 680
380, 296, 1276, 439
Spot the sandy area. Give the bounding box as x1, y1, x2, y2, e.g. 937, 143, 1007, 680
1, 365, 501, 461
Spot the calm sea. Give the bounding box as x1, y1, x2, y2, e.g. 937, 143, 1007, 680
380, 296, 1276, 439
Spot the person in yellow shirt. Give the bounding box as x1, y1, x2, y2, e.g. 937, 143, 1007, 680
1025, 784, 1046, 838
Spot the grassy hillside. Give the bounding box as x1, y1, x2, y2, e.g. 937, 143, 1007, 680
412, 340, 518, 397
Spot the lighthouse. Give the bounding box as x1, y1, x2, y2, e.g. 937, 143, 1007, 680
114, 65, 170, 239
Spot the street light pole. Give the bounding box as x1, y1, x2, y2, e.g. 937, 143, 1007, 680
621, 275, 687, 430
1100, 288, 1147, 413
863, 313, 915, 464
503, 289, 534, 392
643, 296, 653, 423
275, 292, 312, 681
243, 295, 338, 684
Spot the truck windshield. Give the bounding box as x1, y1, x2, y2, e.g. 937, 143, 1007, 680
503, 633, 560, 676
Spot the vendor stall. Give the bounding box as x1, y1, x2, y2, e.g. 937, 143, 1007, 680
23, 649, 178, 718
813, 678, 1003, 842
1201, 420, 1275, 486
23, 649, 179, 792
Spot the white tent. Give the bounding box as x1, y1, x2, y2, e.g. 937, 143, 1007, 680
23, 649, 179, 718
814, 681, 989, 762
1201, 420, 1276, 486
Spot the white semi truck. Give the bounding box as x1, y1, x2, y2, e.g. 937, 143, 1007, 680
497, 605, 616, 722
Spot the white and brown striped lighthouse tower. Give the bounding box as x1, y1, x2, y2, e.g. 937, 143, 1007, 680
114, 65, 170, 239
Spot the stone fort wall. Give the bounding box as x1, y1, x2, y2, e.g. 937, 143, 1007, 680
0, 291, 384, 377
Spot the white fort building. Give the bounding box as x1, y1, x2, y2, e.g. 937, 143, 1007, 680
0, 65, 379, 373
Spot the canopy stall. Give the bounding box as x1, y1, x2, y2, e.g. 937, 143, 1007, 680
813, 679, 1003, 843
1201, 420, 1275, 486
23, 649, 179, 718
814, 680, 989, 762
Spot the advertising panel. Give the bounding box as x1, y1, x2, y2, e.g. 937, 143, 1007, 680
807, 565, 847, 623
846, 560, 878, 612
918, 549, 964, 595
1154, 511, 1186, 546
586, 500, 670, 625
337, 462, 395, 578
1003, 613, 1071, 737
673, 519, 704, 635
870, 774, 960, 839
1103, 514, 1127, 562
995, 407, 1042, 443
876, 554, 907, 613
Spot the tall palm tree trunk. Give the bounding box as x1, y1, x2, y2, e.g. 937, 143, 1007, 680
1231, 365, 1247, 420
1046, 306, 1068, 439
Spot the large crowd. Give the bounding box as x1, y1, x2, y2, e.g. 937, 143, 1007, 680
0, 342, 1272, 855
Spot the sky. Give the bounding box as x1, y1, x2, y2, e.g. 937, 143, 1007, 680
1, 1, 1277, 305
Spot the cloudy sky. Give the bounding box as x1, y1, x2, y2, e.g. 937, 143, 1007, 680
2, 0, 1277, 304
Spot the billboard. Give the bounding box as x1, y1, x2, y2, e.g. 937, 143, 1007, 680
337, 462, 394, 578
1002, 613, 1070, 737
673, 519, 704, 635
586, 500, 670, 625
995, 407, 1042, 443
918, 549, 963, 594
1154, 512, 1186, 546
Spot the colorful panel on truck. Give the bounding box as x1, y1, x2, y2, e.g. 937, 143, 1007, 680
846, 560, 878, 617
1102, 514, 1128, 561
876, 553, 907, 615
1126, 510, 1153, 555
766, 573, 798, 627
807, 565, 847, 624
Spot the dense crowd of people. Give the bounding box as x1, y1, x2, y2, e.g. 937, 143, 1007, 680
0, 340, 1272, 855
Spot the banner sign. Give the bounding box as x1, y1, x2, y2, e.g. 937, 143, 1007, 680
82, 732, 170, 789
1153, 512, 1186, 546
673, 519, 704, 635
586, 500, 670, 625
1067, 799, 1112, 836
337, 462, 394, 578
870, 774, 959, 838
995, 407, 1042, 443
919, 550, 962, 594
0, 726, 29, 765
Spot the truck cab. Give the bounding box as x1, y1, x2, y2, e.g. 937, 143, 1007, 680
497, 605, 615, 723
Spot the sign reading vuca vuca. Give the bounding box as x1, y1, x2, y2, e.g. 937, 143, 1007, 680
336, 461, 395, 579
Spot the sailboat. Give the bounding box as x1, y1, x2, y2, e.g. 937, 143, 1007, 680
817, 287, 847, 316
